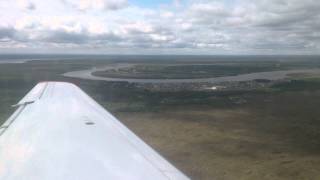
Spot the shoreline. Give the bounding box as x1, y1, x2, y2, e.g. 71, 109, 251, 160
0, 60, 28, 64
62, 64, 320, 84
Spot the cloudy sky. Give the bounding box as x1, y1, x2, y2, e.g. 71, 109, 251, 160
0, 0, 319, 54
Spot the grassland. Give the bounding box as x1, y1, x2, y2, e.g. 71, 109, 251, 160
1, 57, 320, 180
92, 63, 283, 79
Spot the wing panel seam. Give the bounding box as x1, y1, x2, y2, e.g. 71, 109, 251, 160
0, 104, 27, 136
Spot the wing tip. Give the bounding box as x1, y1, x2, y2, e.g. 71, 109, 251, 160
38, 81, 80, 88
17, 81, 78, 106
38, 81, 75, 85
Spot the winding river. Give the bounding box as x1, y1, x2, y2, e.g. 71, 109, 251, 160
63, 64, 320, 84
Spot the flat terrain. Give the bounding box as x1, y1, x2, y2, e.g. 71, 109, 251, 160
1, 55, 320, 180
92, 58, 320, 79
92, 63, 283, 79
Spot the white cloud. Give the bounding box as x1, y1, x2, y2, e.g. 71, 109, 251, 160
64, 0, 128, 11
121, 22, 154, 34
0, 0, 319, 54
160, 11, 174, 18
17, 0, 36, 10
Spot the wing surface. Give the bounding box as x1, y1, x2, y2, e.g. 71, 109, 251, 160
0, 82, 190, 180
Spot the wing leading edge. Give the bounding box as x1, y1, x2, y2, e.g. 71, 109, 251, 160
0, 82, 190, 180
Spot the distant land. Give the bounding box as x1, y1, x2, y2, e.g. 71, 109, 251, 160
1, 54, 320, 179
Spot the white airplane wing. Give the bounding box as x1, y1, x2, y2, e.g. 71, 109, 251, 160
0, 82, 190, 180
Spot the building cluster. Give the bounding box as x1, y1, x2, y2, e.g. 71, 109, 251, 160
133, 79, 289, 92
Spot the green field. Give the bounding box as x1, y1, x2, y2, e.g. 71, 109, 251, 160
1, 58, 320, 180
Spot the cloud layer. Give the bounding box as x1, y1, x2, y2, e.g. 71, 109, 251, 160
0, 0, 319, 54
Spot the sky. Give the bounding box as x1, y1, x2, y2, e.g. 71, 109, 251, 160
0, 0, 319, 55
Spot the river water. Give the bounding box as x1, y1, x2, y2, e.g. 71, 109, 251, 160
63, 64, 320, 84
